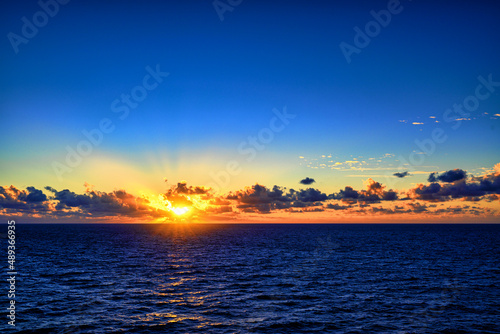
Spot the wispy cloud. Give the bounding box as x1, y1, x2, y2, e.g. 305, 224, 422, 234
300, 153, 398, 171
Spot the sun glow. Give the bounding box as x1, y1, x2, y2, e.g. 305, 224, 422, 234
172, 206, 189, 216
144, 192, 211, 220
145, 194, 189, 217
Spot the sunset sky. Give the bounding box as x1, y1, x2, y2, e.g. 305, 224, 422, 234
1, 0, 499, 222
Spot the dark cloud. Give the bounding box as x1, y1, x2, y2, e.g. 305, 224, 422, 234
166, 181, 210, 196
382, 191, 398, 201
290, 188, 328, 202
45, 187, 153, 217
393, 171, 410, 178
227, 184, 328, 213
369, 202, 435, 214
0, 186, 51, 214
326, 203, 350, 210
428, 169, 467, 183
410, 168, 500, 201
370, 207, 401, 214
485, 194, 500, 202
407, 202, 428, 213
303, 207, 324, 212
330, 179, 398, 204
336, 186, 359, 199
47, 188, 92, 208
300, 177, 316, 185
227, 184, 289, 213
22, 186, 48, 202
228, 184, 287, 204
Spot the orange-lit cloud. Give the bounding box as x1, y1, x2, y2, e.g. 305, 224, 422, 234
1, 163, 499, 222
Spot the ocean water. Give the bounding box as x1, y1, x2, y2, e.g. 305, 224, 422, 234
4, 223, 500, 333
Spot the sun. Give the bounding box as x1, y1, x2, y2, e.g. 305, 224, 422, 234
144, 192, 210, 220
172, 206, 189, 216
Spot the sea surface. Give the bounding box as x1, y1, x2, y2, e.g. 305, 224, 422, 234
4, 223, 500, 333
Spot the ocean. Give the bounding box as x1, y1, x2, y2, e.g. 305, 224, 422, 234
4, 223, 500, 333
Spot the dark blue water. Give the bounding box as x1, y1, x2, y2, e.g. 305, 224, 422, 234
4, 223, 500, 333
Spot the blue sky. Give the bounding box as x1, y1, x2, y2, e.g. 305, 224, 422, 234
1, 0, 499, 201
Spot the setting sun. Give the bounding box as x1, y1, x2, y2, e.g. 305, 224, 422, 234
142, 183, 214, 220
172, 207, 189, 216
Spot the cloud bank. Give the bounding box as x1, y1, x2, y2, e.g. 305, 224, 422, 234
1, 164, 499, 221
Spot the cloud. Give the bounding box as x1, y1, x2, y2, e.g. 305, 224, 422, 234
336, 186, 359, 199
301, 153, 398, 172
227, 184, 328, 213
326, 203, 350, 210
410, 167, 500, 202
0, 186, 52, 214
45, 186, 154, 218
2, 163, 499, 220
428, 169, 467, 183
393, 171, 410, 178
47, 188, 92, 208
166, 181, 210, 196
330, 178, 398, 204
406, 202, 428, 213
370, 206, 410, 214
291, 188, 328, 202
300, 177, 315, 185
227, 184, 290, 213
0, 184, 204, 220
22, 186, 48, 202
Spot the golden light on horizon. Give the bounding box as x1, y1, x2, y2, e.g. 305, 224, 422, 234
172, 206, 189, 216
143, 192, 211, 220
